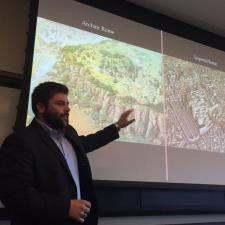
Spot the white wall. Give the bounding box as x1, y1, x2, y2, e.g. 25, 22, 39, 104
0, 87, 20, 143
2, 214, 225, 225
99, 215, 225, 225
0, 0, 29, 74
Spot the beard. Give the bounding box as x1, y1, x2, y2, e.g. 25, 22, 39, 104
43, 110, 69, 130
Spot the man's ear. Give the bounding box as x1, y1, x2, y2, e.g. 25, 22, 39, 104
36, 102, 46, 114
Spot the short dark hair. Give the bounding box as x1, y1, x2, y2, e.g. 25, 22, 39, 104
32, 82, 69, 115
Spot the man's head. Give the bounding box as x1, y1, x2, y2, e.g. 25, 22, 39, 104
32, 82, 70, 130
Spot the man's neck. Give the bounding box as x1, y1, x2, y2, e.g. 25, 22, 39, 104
35, 118, 65, 135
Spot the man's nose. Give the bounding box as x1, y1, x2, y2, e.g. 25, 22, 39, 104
65, 105, 70, 112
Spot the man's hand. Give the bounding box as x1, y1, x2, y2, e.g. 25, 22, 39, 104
69, 199, 91, 223
116, 109, 135, 129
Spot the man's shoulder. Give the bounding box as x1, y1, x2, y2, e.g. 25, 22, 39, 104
65, 124, 78, 136
0, 124, 41, 158
3, 120, 42, 144
4, 126, 34, 143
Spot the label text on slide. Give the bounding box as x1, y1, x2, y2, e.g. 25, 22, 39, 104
82, 20, 115, 35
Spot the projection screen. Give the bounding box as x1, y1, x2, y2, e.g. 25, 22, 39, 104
26, 0, 225, 185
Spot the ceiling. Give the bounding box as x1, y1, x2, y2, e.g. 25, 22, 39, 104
127, 0, 225, 38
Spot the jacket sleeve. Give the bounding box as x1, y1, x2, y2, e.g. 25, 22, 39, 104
79, 124, 119, 153
0, 133, 70, 223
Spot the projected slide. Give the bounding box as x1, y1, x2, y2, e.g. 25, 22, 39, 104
26, 0, 225, 184
29, 18, 163, 146
165, 56, 225, 153
163, 33, 225, 154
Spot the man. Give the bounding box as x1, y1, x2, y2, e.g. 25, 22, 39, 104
0, 82, 135, 225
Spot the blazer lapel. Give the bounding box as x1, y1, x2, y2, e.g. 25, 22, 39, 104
29, 120, 74, 180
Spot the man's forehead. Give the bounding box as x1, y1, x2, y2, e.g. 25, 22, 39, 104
50, 93, 69, 101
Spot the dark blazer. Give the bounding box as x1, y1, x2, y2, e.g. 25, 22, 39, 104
0, 119, 119, 225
